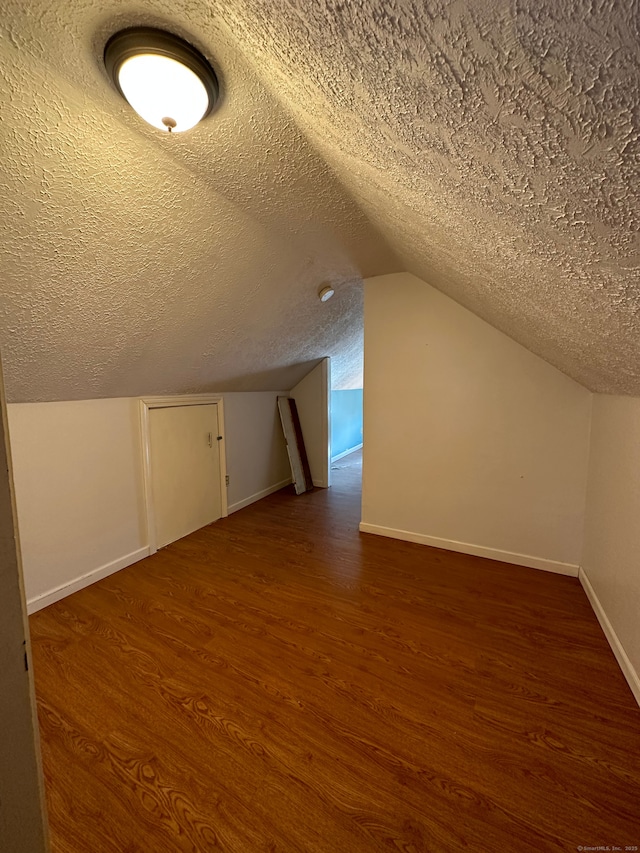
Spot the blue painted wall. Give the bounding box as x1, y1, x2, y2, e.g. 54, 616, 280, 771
331, 389, 363, 460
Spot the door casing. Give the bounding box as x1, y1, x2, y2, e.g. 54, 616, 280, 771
139, 395, 228, 554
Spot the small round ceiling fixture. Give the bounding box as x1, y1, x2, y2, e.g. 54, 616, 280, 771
104, 28, 219, 133
318, 286, 335, 303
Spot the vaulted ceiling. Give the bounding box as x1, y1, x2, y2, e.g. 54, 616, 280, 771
1, 0, 638, 402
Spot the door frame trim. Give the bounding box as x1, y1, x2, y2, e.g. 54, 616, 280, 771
139, 395, 228, 555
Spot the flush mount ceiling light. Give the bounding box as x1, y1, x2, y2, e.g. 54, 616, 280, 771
104, 27, 219, 133
318, 285, 335, 303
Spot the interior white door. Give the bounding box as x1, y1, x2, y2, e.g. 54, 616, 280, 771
149, 404, 222, 548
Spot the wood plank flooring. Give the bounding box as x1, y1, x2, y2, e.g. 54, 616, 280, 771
30, 451, 640, 852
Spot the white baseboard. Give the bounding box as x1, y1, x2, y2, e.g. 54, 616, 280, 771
579, 568, 640, 707
331, 443, 363, 463
26, 546, 150, 614
358, 523, 579, 577
228, 478, 292, 514
312, 478, 329, 488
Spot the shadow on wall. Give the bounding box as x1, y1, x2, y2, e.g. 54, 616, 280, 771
331, 389, 363, 461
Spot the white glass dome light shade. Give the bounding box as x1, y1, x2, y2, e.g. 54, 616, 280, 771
104, 28, 219, 134
117, 54, 209, 132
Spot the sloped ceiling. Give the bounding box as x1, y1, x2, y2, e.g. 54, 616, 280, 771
1, 0, 639, 402
0, 1, 398, 402
221, 0, 640, 395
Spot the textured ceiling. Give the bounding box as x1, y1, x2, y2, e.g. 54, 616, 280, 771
221, 0, 640, 395
1, 0, 639, 402
0, 0, 397, 401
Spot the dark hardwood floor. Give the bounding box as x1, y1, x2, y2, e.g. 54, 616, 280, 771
30, 450, 640, 852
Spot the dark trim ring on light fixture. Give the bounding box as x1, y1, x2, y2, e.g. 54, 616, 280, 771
104, 27, 219, 132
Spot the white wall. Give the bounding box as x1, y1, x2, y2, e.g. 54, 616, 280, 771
9, 392, 291, 610
580, 395, 640, 704
9, 398, 148, 608
223, 391, 291, 511
290, 359, 330, 488
361, 273, 592, 573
